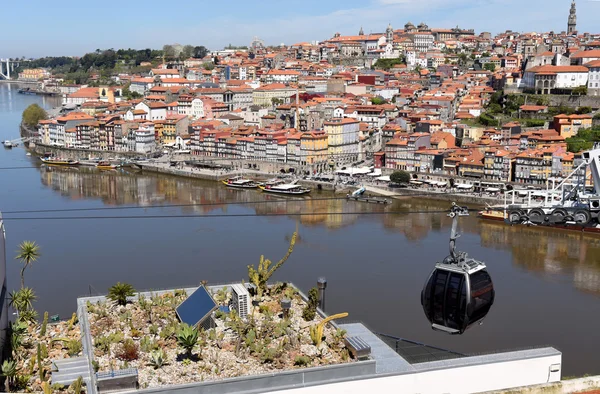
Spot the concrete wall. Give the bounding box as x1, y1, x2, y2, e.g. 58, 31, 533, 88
487, 375, 600, 393
269, 354, 562, 394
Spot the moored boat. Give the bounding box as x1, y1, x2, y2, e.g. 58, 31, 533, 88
222, 177, 258, 189
258, 183, 311, 195
40, 157, 79, 166
477, 209, 506, 222
96, 161, 119, 170
3, 141, 13, 148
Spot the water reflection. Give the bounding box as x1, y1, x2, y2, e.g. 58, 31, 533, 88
480, 220, 600, 294
37, 165, 600, 297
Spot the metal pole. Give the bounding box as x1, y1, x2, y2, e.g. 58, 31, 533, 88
317, 277, 327, 312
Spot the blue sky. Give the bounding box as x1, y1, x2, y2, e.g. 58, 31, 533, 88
2, 0, 599, 58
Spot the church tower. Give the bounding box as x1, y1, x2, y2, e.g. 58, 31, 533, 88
359, 26, 364, 36
568, 0, 577, 35
386, 23, 394, 43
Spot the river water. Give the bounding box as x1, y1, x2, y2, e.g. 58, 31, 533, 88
1, 83, 599, 376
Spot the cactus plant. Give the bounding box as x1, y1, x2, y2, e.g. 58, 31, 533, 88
67, 312, 78, 331
40, 311, 48, 336
37, 343, 44, 381
309, 313, 349, 347
70, 376, 83, 394
248, 225, 298, 299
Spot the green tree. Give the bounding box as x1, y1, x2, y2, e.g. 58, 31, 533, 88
176, 324, 199, 357
193, 46, 209, 59
370, 97, 387, 105
107, 282, 135, 306
390, 170, 410, 184
566, 138, 594, 153
483, 63, 496, 72
21, 104, 47, 128
572, 85, 587, 95
181, 45, 194, 59
271, 98, 283, 106
15, 241, 40, 288
202, 62, 214, 71
577, 106, 592, 114
162, 45, 175, 60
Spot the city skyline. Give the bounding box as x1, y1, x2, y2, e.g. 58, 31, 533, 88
2, 0, 600, 58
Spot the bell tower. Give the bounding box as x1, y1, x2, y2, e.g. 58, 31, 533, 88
567, 0, 577, 35
386, 23, 394, 44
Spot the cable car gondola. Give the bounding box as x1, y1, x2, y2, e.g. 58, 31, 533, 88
421, 203, 495, 335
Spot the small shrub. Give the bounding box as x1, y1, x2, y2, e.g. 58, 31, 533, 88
117, 339, 139, 361
182, 358, 191, 366
14, 374, 32, 391
149, 324, 159, 335
214, 310, 225, 320
131, 328, 142, 338
140, 336, 159, 353
302, 306, 316, 322
294, 356, 310, 366
67, 340, 82, 356
92, 360, 100, 373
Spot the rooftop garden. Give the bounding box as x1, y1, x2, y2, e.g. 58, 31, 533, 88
3, 241, 85, 393
84, 226, 354, 389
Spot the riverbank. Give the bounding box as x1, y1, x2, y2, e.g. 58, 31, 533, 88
26, 143, 499, 205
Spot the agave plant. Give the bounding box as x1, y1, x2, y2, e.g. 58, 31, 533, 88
148, 349, 167, 369
10, 321, 28, 355
176, 324, 199, 358
107, 282, 135, 306
1, 360, 18, 392
15, 241, 40, 289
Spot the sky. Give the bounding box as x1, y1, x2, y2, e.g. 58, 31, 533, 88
2, 0, 599, 58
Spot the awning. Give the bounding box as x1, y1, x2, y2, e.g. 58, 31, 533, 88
436, 182, 448, 187
456, 184, 473, 189
485, 187, 501, 192
377, 175, 391, 182
368, 169, 382, 177
410, 180, 423, 185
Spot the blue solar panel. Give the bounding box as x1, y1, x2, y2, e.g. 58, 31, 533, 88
176, 286, 217, 328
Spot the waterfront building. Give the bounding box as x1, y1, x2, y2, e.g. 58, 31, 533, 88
301, 130, 329, 172
18, 68, 51, 81
324, 118, 360, 166
135, 122, 156, 153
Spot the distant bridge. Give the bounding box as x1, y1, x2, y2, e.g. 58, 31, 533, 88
0, 59, 30, 80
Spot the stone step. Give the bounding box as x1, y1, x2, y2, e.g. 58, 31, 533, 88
52, 371, 90, 386
51, 356, 91, 386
